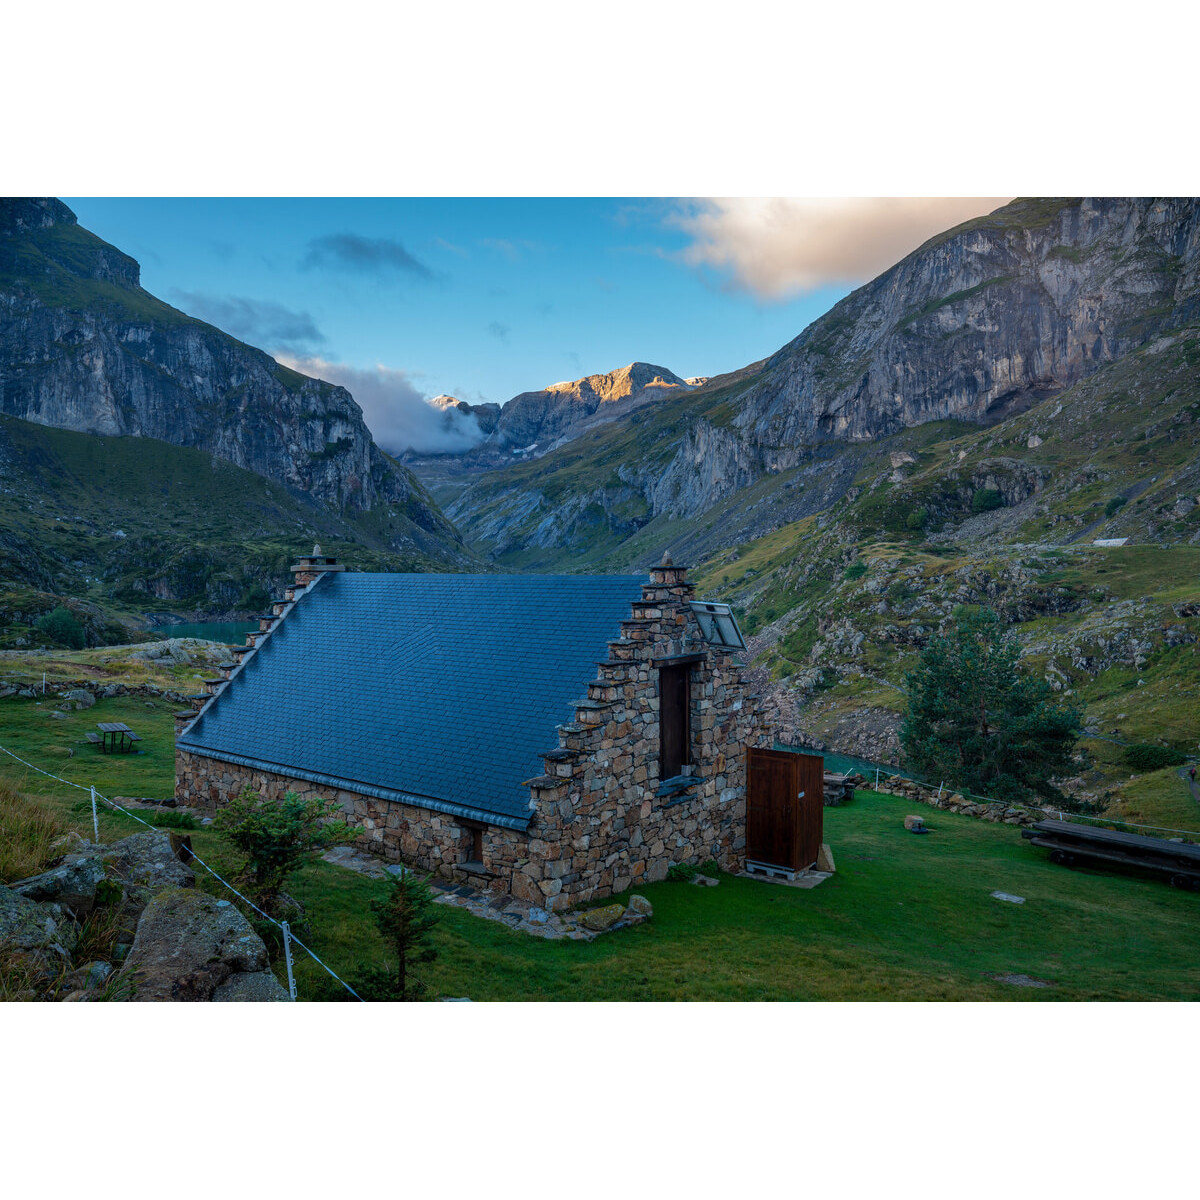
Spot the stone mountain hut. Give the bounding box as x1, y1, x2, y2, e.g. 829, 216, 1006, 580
175, 550, 820, 910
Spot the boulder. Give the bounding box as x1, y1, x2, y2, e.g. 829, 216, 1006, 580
60, 960, 113, 993
904, 815, 926, 831
816, 844, 836, 873
625, 894, 653, 918
123, 890, 270, 1002
63, 689, 95, 710
74, 830, 195, 896
11, 856, 108, 917
211, 971, 291, 1002
579, 903, 625, 932
0, 884, 77, 975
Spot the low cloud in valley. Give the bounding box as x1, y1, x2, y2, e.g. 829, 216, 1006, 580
278, 355, 486, 456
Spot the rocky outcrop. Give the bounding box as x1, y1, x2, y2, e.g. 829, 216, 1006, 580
0, 883, 77, 972
477, 362, 693, 461
0, 199, 461, 558
430, 394, 501, 435
1, 828, 286, 1001
123, 889, 272, 1002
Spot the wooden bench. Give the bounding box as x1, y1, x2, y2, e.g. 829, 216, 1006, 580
1022, 818, 1200, 890
84, 732, 101, 745
126, 731, 142, 743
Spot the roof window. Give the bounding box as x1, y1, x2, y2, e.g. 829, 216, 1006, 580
688, 601, 747, 650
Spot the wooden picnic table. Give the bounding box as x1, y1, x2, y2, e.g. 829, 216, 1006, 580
91, 722, 142, 754
1022, 818, 1200, 890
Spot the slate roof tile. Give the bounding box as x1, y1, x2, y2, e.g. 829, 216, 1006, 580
177, 572, 645, 827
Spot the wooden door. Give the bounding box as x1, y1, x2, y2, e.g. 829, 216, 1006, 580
746, 747, 824, 870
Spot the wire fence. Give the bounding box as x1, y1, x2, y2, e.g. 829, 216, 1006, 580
777, 739, 1200, 841
0, 742, 364, 1001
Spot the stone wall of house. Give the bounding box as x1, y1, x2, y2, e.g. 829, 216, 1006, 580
175, 748, 529, 879
503, 562, 770, 911
175, 559, 769, 910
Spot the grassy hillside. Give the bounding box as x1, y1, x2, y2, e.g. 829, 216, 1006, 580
0, 414, 473, 643
676, 331, 1200, 804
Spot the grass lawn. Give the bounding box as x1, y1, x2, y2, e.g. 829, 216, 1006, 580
3, 688, 1197, 1002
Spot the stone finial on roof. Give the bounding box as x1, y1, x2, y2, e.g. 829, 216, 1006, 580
313, 543, 322, 557
661, 550, 673, 567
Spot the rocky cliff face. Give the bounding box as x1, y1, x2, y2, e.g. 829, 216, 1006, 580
0, 198, 461, 558
739, 197, 1200, 447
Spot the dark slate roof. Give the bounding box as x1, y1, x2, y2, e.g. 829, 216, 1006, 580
176, 572, 645, 829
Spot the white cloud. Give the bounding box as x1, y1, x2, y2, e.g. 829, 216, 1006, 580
669, 197, 1015, 301
278, 355, 486, 457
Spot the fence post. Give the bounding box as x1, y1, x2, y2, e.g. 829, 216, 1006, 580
90, 785, 99, 842
281, 920, 297, 1001
875, 767, 880, 790
938, 780, 944, 799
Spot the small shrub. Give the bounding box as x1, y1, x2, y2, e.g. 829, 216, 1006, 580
146, 809, 199, 830
698, 860, 721, 878
35, 606, 85, 650
905, 507, 928, 530
1122, 744, 1187, 772
213, 788, 358, 915
1105, 495, 1128, 518
666, 862, 697, 883
844, 562, 867, 581
351, 870, 440, 1001
971, 488, 1004, 514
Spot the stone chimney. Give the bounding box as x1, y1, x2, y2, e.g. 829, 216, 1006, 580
646, 549, 693, 598
289, 543, 346, 589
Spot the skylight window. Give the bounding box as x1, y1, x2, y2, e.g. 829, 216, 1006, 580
689, 601, 747, 651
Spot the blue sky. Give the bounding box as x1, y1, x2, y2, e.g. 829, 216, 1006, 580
64, 197, 1006, 453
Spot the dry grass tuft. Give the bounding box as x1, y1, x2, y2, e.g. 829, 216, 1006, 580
0, 779, 67, 883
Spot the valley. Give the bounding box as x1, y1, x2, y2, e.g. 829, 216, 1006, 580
3, 194, 1198, 815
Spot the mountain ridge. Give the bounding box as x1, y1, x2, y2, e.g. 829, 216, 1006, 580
445, 197, 1200, 568
0, 198, 466, 565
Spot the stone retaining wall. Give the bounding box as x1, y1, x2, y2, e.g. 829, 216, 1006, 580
873, 774, 1050, 827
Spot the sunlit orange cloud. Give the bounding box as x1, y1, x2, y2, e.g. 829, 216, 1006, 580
669, 198, 1015, 301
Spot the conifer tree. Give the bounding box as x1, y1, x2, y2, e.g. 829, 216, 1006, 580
901, 608, 1080, 801
354, 870, 440, 1001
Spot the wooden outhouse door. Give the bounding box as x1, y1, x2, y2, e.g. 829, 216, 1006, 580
746, 747, 824, 871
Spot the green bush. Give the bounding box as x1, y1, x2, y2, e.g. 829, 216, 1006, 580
971, 488, 1004, 514
1105, 495, 1128, 518
1122, 744, 1187, 772
214, 788, 358, 914
905, 507, 928, 530
666, 862, 698, 883
35, 606, 85, 649
844, 562, 867, 581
